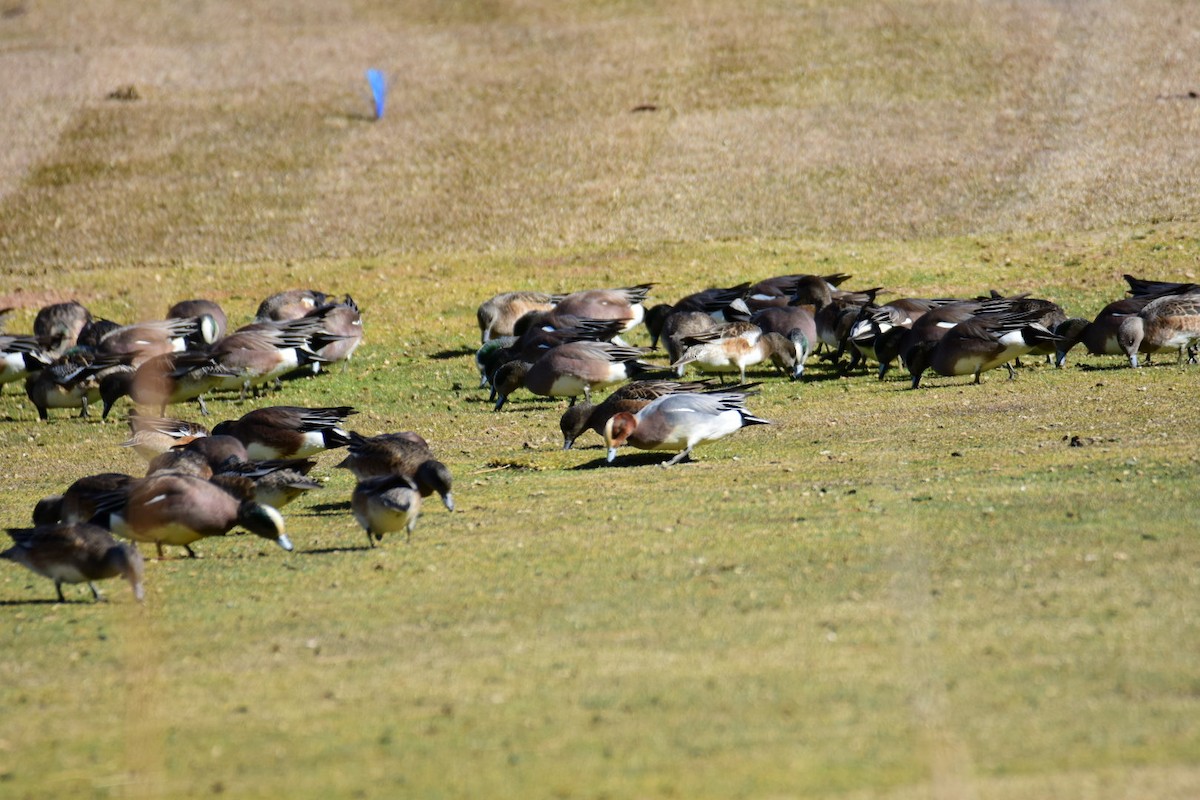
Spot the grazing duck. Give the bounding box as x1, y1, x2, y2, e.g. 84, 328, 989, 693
174, 435, 251, 470
749, 306, 816, 377
744, 272, 852, 311
0, 335, 52, 395
34, 301, 92, 357
203, 316, 336, 398
98, 473, 292, 558
492, 341, 653, 409
25, 350, 109, 421
119, 412, 209, 461
93, 317, 198, 366
2, 523, 144, 603
211, 406, 356, 460
672, 326, 802, 382
306, 296, 363, 368
255, 289, 331, 322
167, 299, 227, 348
906, 311, 1061, 388
541, 284, 654, 337
477, 290, 562, 342
213, 459, 321, 509
1053, 297, 1152, 367
603, 391, 770, 466
352, 475, 423, 545
1118, 291, 1200, 367
559, 379, 752, 450
46, 473, 136, 525
336, 431, 454, 511
644, 283, 750, 347
100, 351, 237, 419
480, 317, 627, 391
661, 311, 719, 368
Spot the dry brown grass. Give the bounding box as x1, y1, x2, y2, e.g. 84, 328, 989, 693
2, 1, 1200, 268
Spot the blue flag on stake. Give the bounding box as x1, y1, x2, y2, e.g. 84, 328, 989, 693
366, 69, 387, 120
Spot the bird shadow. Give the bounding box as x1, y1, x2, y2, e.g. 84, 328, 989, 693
571, 452, 676, 470
300, 545, 373, 556
298, 501, 352, 517
0, 597, 82, 606
429, 346, 476, 360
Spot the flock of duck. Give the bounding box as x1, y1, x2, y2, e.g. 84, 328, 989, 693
474, 271, 1200, 461
1, 289, 454, 604
2, 269, 1197, 604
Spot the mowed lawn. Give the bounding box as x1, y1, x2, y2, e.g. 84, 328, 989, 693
1, 2, 1200, 799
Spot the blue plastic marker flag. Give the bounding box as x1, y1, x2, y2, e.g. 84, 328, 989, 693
366, 69, 388, 119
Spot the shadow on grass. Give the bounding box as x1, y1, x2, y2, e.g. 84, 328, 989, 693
0, 597, 82, 606
300, 545, 373, 556
429, 346, 475, 360
571, 452, 677, 469
299, 501, 351, 516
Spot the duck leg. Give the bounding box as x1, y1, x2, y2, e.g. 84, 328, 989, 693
54, 579, 66, 603
662, 448, 694, 467
1004, 362, 1017, 380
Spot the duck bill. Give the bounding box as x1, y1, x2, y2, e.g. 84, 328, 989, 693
606, 446, 618, 463
441, 493, 455, 512
276, 534, 294, 552
131, 580, 145, 603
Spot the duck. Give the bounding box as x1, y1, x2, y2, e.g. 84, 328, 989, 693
0, 335, 52, 395
167, 298, 227, 349
204, 317, 335, 398
479, 317, 627, 391
210, 405, 357, 460
336, 431, 454, 511
2, 523, 145, 603
847, 298, 948, 369
38, 472, 135, 525
1053, 297, 1150, 367
660, 311, 719, 367
33, 301, 92, 357
1118, 290, 1200, 367
93, 317, 198, 366
25, 350, 110, 421
747, 306, 816, 378
603, 391, 770, 466
492, 341, 653, 409
672, 325, 802, 381
906, 310, 1061, 388
559, 378, 751, 450
477, 290, 562, 342
209, 458, 321, 510
744, 272, 853, 311
118, 412, 209, 461
254, 289, 331, 322
306, 295, 363, 368
539, 284, 654, 337
96, 473, 292, 558
352, 475, 423, 546
643, 283, 750, 348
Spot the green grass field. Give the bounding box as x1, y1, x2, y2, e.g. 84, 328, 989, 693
2, 2, 1200, 798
